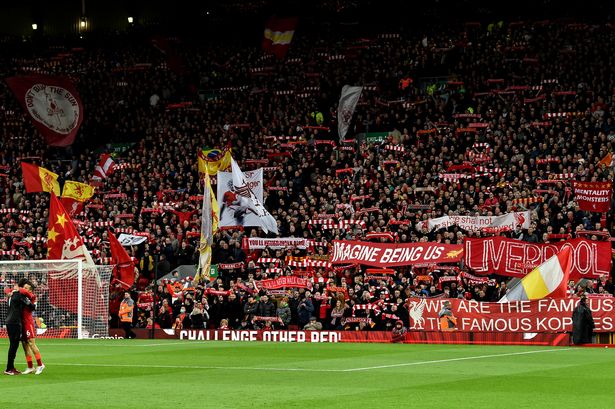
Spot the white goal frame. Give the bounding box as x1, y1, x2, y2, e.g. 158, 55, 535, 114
0, 259, 112, 339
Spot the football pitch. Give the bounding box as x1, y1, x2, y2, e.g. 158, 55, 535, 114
1, 339, 614, 409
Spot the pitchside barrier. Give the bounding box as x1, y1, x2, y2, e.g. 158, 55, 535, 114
105, 328, 572, 346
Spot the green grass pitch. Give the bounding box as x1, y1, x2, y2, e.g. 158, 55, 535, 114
1, 339, 614, 408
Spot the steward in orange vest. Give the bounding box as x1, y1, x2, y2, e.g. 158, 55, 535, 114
438, 301, 457, 331
119, 292, 136, 339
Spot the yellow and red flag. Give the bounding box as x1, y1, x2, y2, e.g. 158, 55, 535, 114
61, 180, 95, 216
262, 16, 298, 59
21, 162, 60, 195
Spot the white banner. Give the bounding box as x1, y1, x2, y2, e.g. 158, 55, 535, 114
117, 234, 147, 246
246, 237, 310, 250
218, 160, 278, 234
337, 85, 363, 141
217, 168, 263, 203
417, 211, 531, 232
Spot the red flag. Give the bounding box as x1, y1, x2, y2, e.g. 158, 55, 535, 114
262, 16, 298, 59
598, 152, 614, 168
46, 193, 97, 316
60, 198, 84, 217
47, 192, 94, 263
5, 75, 84, 147
107, 230, 136, 290
93, 154, 115, 180
572, 181, 612, 212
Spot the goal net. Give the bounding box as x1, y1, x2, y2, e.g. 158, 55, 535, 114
0, 260, 113, 339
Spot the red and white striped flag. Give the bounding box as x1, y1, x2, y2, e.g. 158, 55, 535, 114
93, 154, 115, 180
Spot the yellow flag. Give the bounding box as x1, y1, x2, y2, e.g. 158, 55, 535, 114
196, 173, 219, 283
197, 149, 232, 176
62, 181, 95, 202
209, 176, 219, 234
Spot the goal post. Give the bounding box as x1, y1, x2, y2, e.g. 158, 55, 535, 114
0, 260, 113, 339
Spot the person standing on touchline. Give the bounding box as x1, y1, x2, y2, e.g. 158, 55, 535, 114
4, 278, 36, 375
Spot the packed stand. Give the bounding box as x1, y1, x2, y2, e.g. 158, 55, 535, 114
0, 19, 614, 332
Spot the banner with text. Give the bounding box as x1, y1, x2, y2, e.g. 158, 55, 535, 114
6, 75, 84, 146
164, 329, 570, 345
417, 211, 531, 232
256, 276, 311, 290
330, 240, 463, 267
245, 237, 310, 250
572, 181, 612, 212
464, 237, 611, 279
404, 297, 615, 333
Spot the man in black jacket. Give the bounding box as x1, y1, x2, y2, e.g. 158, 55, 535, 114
256, 295, 276, 317
572, 295, 595, 345
5, 279, 35, 375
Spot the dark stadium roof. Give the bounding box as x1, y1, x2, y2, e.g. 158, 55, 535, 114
0, 0, 613, 37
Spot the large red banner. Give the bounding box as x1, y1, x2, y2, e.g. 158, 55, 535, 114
329, 240, 463, 267
404, 297, 615, 333
572, 181, 612, 212
464, 237, 611, 278
5, 75, 84, 146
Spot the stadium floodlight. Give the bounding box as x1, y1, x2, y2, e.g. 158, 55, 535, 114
0, 259, 113, 339
32, 23, 38, 30
127, 16, 134, 24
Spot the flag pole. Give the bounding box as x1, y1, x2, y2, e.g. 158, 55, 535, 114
151, 254, 159, 340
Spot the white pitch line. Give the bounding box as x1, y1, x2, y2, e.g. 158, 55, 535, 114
49, 363, 341, 372
47, 348, 569, 373
40, 342, 191, 347
342, 348, 570, 372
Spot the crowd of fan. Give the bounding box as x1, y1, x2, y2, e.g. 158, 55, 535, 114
1, 17, 614, 331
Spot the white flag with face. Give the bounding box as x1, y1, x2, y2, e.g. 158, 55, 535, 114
218, 159, 278, 234
337, 85, 363, 141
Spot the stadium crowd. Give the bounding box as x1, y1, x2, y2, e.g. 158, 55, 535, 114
1, 13, 614, 332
